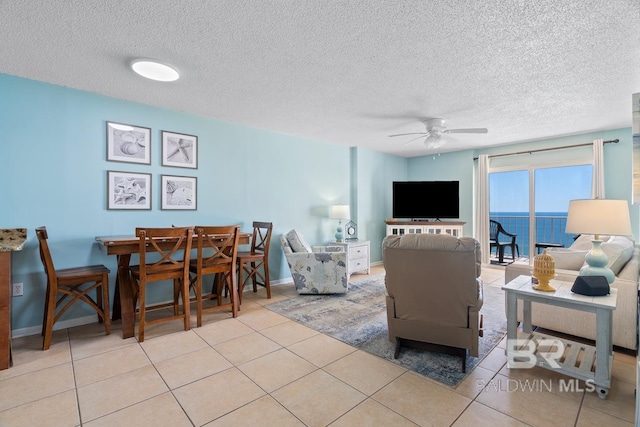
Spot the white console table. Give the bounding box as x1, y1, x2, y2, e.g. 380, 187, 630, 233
385, 220, 464, 237
331, 240, 370, 278
503, 275, 617, 399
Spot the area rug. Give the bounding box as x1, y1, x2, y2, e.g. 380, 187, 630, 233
265, 274, 507, 388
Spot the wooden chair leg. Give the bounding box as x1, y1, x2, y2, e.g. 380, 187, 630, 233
263, 260, 271, 299
101, 273, 111, 335
138, 281, 146, 342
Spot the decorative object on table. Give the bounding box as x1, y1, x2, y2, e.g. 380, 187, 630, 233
161, 131, 198, 169
532, 249, 556, 291
161, 175, 197, 210
106, 121, 151, 164
565, 199, 632, 284
266, 274, 506, 388
107, 170, 151, 210
344, 220, 358, 241
571, 275, 610, 296
330, 204, 350, 242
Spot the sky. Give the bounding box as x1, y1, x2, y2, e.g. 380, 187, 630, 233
490, 165, 593, 213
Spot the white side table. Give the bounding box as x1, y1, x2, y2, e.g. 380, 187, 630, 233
330, 240, 370, 278
502, 275, 617, 399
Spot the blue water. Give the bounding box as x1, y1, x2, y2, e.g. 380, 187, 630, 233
490, 212, 572, 257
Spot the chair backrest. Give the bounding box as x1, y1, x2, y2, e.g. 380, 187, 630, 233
194, 225, 240, 273
382, 233, 481, 327
489, 220, 500, 240
250, 221, 273, 256
35, 226, 57, 283
135, 226, 194, 281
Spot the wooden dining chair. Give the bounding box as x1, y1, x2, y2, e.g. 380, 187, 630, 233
236, 221, 273, 304
128, 226, 193, 342
36, 226, 111, 350
188, 225, 240, 326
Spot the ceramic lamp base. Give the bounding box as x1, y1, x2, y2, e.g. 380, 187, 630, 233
580, 240, 615, 284
334, 226, 344, 243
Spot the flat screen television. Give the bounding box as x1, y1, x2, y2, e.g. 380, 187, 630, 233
392, 181, 459, 220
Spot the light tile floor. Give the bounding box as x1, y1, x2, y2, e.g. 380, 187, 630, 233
0, 265, 635, 426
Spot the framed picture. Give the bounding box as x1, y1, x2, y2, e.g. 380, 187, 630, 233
161, 175, 197, 210
161, 131, 198, 169
106, 121, 151, 164
107, 170, 151, 210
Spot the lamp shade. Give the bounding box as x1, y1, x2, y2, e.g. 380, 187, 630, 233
330, 204, 351, 220
565, 199, 632, 236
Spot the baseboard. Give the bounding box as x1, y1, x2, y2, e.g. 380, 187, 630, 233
12, 278, 296, 338
11, 314, 99, 339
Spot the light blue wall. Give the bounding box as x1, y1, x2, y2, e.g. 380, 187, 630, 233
0, 73, 368, 331
353, 147, 407, 262
407, 128, 638, 240
2, 71, 635, 334
407, 151, 476, 236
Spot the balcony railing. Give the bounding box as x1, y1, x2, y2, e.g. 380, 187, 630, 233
490, 214, 574, 257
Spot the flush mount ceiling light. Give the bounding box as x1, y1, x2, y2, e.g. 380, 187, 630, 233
130, 59, 180, 82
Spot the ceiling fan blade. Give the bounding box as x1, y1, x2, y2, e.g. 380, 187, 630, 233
401, 135, 427, 146
443, 128, 488, 134
388, 132, 428, 137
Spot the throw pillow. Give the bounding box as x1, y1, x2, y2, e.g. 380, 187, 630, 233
285, 229, 312, 253
601, 236, 635, 276
546, 248, 588, 271
569, 234, 611, 251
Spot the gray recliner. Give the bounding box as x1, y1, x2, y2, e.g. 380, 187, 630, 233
382, 233, 484, 372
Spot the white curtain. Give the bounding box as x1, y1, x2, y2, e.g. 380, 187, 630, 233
592, 139, 605, 199
476, 154, 490, 264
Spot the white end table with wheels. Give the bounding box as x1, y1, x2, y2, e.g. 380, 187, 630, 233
502, 275, 617, 399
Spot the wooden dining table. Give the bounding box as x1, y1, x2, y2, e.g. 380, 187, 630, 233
96, 232, 251, 339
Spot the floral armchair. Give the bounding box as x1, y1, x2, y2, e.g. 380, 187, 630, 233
280, 229, 348, 294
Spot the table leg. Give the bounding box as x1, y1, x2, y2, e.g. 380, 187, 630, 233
116, 254, 136, 339
506, 290, 517, 349
522, 300, 532, 333
594, 307, 613, 399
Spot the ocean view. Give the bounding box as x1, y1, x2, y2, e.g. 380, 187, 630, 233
490, 212, 572, 257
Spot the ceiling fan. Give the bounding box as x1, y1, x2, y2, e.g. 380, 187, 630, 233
389, 117, 488, 148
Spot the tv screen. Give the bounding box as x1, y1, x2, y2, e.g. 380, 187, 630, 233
392, 181, 459, 220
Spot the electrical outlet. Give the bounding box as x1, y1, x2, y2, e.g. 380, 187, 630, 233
12, 283, 23, 297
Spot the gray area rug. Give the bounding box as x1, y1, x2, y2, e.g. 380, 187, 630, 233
265, 274, 507, 388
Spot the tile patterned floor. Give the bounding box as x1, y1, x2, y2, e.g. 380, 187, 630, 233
0, 265, 635, 426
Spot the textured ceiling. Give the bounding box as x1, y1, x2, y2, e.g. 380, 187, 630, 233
1, 0, 638, 157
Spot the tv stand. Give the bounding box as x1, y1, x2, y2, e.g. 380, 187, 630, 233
386, 220, 465, 237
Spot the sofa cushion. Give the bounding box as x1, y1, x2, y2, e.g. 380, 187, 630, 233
569, 234, 611, 251
285, 229, 312, 253
602, 236, 635, 275
546, 248, 588, 270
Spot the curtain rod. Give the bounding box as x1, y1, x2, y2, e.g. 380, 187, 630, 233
473, 139, 619, 160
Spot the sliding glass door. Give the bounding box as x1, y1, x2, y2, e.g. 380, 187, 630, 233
489, 164, 592, 260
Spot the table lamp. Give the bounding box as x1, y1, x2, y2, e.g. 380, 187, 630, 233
330, 204, 351, 242
565, 199, 632, 284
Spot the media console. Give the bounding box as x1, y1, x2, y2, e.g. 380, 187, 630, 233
385, 220, 465, 237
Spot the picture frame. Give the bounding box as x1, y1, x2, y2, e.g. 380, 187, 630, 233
106, 121, 151, 164
107, 170, 151, 210
161, 175, 197, 210
161, 131, 198, 169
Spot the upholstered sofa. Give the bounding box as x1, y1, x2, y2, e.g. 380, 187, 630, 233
280, 229, 348, 294
382, 234, 483, 370
505, 234, 639, 350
